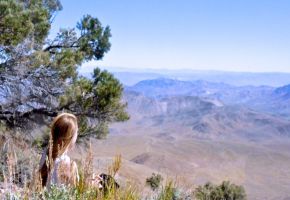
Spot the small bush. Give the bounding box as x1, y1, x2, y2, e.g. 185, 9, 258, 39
146, 173, 163, 191
194, 181, 247, 200
32, 129, 50, 151
43, 185, 73, 200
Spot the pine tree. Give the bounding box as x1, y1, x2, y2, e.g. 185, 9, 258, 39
0, 0, 129, 138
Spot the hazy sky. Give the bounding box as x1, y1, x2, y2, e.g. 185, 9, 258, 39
50, 0, 290, 73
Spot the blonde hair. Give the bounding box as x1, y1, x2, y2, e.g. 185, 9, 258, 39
39, 113, 78, 187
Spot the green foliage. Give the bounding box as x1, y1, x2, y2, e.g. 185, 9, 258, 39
59, 68, 129, 138
0, 0, 61, 47
0, 121, 7, 133
37, 183, 139, 200
0, 0, 33, 46
0, 0, 61, 68
0, 0, 110, 76
45, 15, 111, 79
77, 15, 111, 61
146, 173, 163, 191
43, 185, 74, 200
32, 129, 50, 150
194, 181, 247, 200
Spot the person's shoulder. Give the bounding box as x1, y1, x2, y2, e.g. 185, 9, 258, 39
55, 157, 73, 178
57, 158, 79, 185
56, 155, 78, 173
56, 154, 71, 164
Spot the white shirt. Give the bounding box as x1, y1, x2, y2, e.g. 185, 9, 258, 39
40, 149, 79, 188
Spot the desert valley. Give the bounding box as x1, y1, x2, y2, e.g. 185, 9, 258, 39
72, 71, 290, 200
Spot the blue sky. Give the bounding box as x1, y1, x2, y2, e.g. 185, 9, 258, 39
50, 0, 290, 73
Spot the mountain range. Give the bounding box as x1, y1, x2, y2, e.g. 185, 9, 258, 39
126, 78, 290, 119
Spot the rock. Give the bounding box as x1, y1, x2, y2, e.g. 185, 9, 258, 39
0, 66, 64, 126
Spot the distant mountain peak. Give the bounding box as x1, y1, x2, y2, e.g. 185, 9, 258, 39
274, 84, 290, 98
133, 78, 188, 87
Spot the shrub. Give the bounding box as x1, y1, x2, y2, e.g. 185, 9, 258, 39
146, 173, 163, 191
194, 181, 247, 200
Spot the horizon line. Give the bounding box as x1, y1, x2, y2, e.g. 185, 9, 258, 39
80, 64, 290, 74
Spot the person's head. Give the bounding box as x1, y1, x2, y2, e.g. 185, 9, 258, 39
39, 113, 78, 187
50, 113, 78, 159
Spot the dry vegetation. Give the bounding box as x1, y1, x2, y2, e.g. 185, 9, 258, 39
0, 131, 247, 200
0, 134, 191, 200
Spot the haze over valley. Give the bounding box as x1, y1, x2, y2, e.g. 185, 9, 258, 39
81, 68, 290, 87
